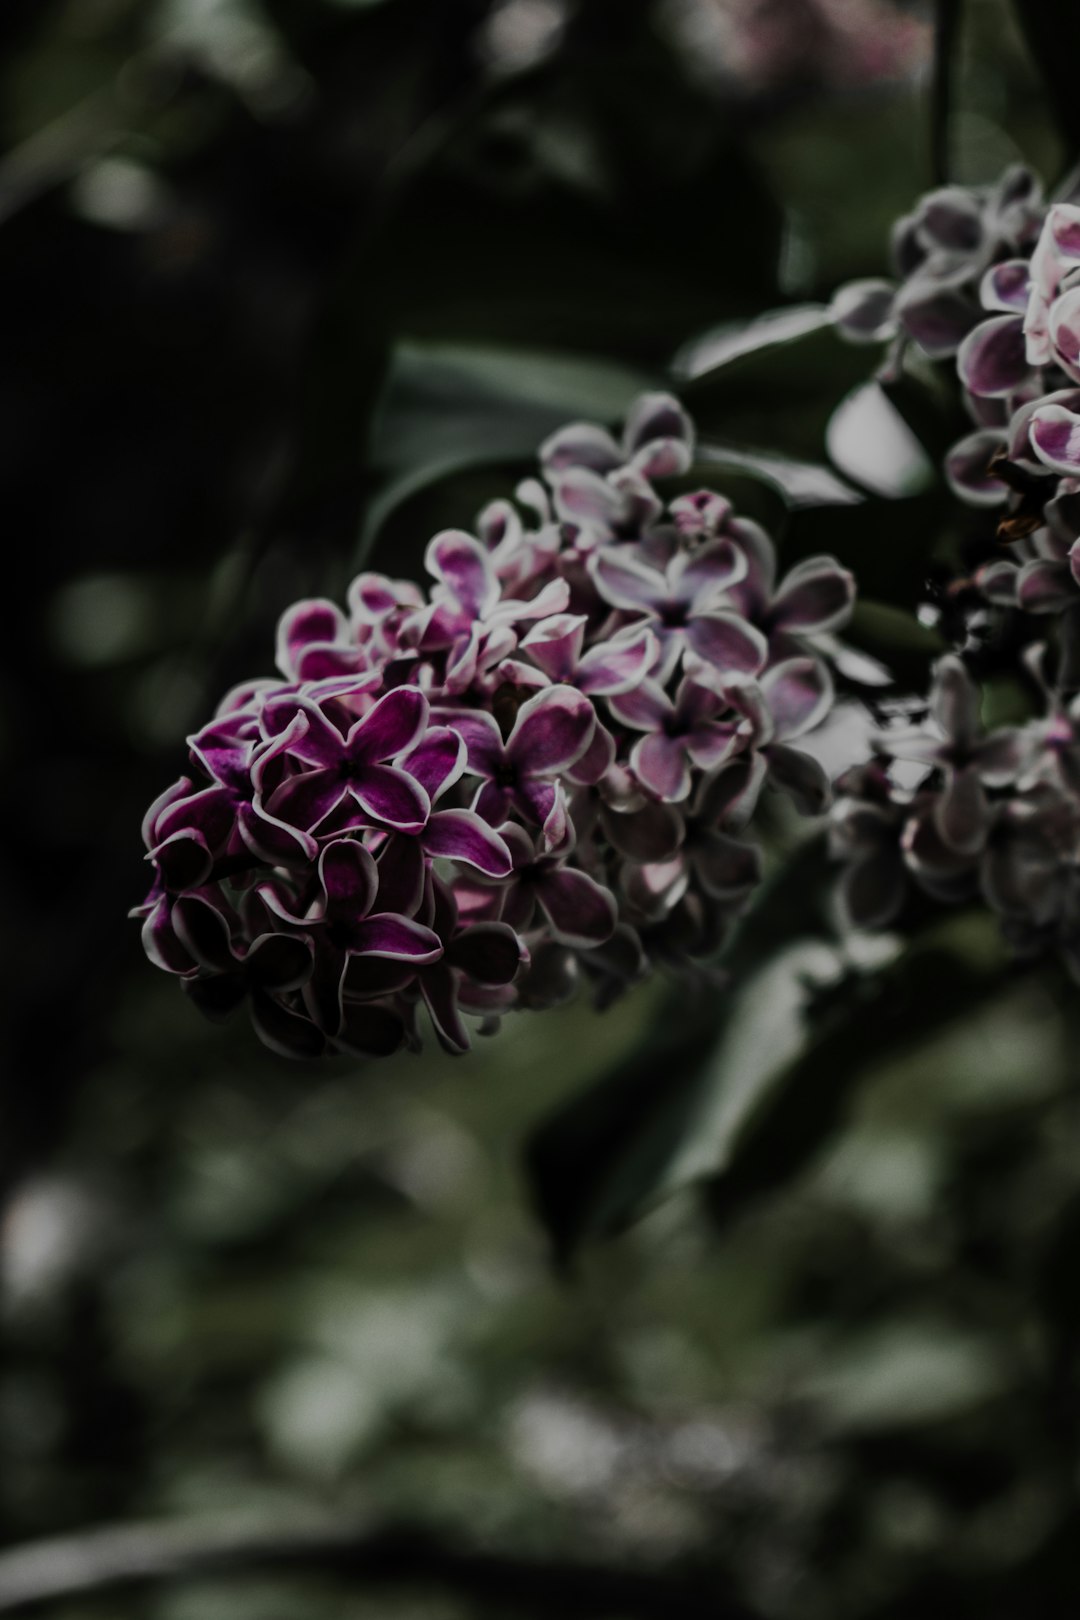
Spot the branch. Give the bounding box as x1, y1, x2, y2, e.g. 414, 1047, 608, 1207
0, 1516, 757, 1618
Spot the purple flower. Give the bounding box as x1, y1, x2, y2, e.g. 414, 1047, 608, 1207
449, 684, 596, 845
497, 825, 618, 949
589, 539, 764, 682
830, 762, 909, 929
609, 674, 746, 803
136, 389, 853, 1059
878, 657, 1029, 856
722, 525, 855, 653
263, 839, 442, 1038
265, 686, 432, 836
372, 726, 514, 915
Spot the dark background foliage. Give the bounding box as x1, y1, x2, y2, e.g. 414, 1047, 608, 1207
3, 2, 1079, 1616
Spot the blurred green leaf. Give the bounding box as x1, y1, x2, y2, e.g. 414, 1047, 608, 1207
826, 383, 936, 498
844, 600, 947, 689
704, 915, 1014, 1233
678, 315, 877, 461
525, 837, 836, 1261
800, 1318, 1007, 1432
372, 341, 658, 475
360, 340, 658, 560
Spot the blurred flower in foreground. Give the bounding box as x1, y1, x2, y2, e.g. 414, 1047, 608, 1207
134, 395, 854, 1058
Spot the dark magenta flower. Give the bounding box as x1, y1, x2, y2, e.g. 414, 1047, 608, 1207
265, 686, 432, 836
589, 538, 763, 682
449, 684, 596, 846
262, 839, 442, 1038
136, 390, 851, 1058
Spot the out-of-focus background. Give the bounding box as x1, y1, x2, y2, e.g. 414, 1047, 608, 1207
3, 2, 1079, 1616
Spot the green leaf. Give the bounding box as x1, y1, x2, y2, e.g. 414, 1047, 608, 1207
359, 340, 658, 561
524, 836, 836, 1262
826, 384, 936, 499
524, 993, 732, 1267
843, 600, 946, 690
678, 313, 878, 462
703, 914, 1013, 1233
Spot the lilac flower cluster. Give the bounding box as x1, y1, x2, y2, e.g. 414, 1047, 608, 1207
833, 165, 1080, 581
828, 167, 1080, 972
135, 394, 854, 1058
830, 166, 1045, 367
831, 653, 1080, 978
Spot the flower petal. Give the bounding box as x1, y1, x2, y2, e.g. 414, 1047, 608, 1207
251, 991, 328, 1059
765, 743, 830, 815
244, 932, 314, 992
351, 764, 430, 833
268, 767, 349, 833
980, 259, 1031, 313
424, 808, 512, 876
945, 429, 1009, 506
239, 797, 317, 864
935, 766, 989, 855
769, 557, 855, 635
351, 914, 443, 962
930, 655, 980, 749
346, 685, 429, 764
693, 831, 763, 899
896, 285, 979, 358
957, 314, 1028, 398
1016, 558, 1075, 613
507, 685, 595, 775
535, 866, 617, 947
830, 278, 897, 342
607, 678, 672, 732
762, 657, 833, 741
520, 614, 587, 682
685, 612, 768, 675
631, 732, 691, 802
419, 962, 471, 1055
141, 895, 197, 975
623, 392, 693, 457
151, 829, 214, 893
446, 710, 505, 778
576, 626, 656, 695
302, 946, 349, 1036
1029, 404, 1080, 474
275, 598, 349, 678
1050, 286, 1080, 381
400, 726, 466, 801
319, 838, 379, 917
335, 1001, 406, 1057
172, 893, 235, 972
375, 836, 427, 916
539, 421, 622, 473
588, 546, 664, 612
447, 921, 525, 984
425, 529, 499, 618
600, 800, 684, 861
